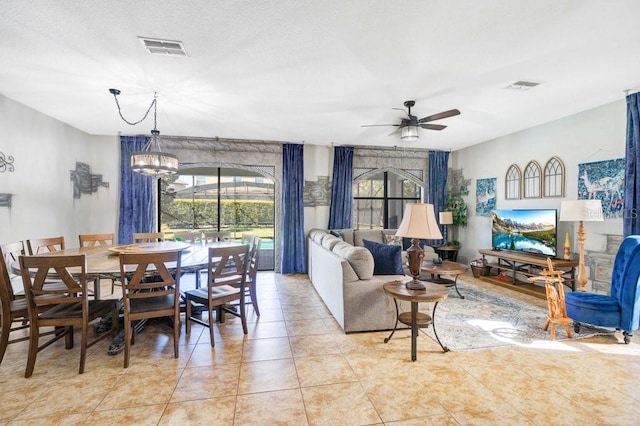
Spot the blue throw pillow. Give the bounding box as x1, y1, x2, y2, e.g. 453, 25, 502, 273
362, 239, 404, 275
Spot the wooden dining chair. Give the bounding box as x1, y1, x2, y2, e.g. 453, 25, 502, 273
132, 232, 164, 243
118, 250, 182, 368
78, 233, 114, 247
245, 237, 262, 316
241, 233, 255, 248
79, 233, 117, 297
1, 241, 26, 297
203, 231, 231, 243
1, 241, 31, 364
26, 236, 65, 255
19, 254, 120, 377
185, 245, 249, 347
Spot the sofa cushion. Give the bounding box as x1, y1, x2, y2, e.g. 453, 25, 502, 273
362, 239, 404, 275
332, 241, 374, 280
354, 230, 384, 247
321, 234, 341, 250
331, 229, 354, 246
383, 234, 402, 246
309, 228, 327, 244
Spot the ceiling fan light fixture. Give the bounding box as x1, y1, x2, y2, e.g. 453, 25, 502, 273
401, 125, 419, 141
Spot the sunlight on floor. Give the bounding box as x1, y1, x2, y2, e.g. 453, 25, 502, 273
467, 318, 582, 351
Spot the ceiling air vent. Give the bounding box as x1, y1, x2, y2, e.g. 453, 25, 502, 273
138, 37, 188, 57
505, 80, 541, 91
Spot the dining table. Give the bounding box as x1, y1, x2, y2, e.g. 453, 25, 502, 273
13, 240, 245, 354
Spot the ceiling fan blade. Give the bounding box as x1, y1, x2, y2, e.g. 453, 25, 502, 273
388, 127, 401, 136
418, 109, 461, 123
361, 124, 400, 127
421, 123, 447, 131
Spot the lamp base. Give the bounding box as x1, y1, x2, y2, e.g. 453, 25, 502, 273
405, 279, 426, 291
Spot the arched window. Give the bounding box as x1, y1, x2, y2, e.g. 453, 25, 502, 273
505, 164, 521, 200
543, 156, 564, 197
523, 161, 542, 198
353, 169, 423, 229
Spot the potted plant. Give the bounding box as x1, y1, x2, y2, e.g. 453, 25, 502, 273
444, 192, 468, 244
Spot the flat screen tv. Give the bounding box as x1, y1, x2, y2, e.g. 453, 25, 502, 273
491, 209, 557, 257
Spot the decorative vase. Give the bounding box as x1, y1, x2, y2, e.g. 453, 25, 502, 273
563, 232, 571, 260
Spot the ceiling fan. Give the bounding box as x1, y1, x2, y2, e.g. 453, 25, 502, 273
362, 100, 460, 141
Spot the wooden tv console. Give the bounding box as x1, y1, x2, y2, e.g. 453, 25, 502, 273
477, 249, 578, 299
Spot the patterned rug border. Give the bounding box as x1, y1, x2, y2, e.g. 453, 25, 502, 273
420, 277, 612, 351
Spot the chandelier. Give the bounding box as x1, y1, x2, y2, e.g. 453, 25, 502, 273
109, 88, 179, 176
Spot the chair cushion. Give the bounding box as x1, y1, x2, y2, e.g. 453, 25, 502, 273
185, 285, 240, 302
565, 292, 622, 329
40, 299, 118, 319
362, 239, 404, 275
130, 294, 176, 314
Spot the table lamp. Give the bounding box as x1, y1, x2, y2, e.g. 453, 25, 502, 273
559, 200, 603, 291
395, 203, 443, 290
439, 211, 454, 244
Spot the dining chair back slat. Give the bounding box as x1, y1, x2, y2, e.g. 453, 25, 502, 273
79, 233, 117, 298
246, 237, 262, 315
203, 231, 231, 243
26, 236, 65, 255
1, 241, 24, 301
79, 233, 114, 247
132, 232, 164, 243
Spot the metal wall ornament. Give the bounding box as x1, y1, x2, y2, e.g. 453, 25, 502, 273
70, 162, 109, 199
0, 193, 12, 207
0, 152, 15, 172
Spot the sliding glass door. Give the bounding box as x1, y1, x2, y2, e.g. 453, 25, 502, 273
159, 167, 275, 270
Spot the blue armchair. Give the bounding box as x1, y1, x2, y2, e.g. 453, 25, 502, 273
565, 235, 640, 344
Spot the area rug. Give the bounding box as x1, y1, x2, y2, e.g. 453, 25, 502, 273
421, 278, 607, 351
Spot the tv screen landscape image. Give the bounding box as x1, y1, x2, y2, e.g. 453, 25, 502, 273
491, 209, 557, 257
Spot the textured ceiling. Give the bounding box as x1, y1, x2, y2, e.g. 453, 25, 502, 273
1, 0, 639, 151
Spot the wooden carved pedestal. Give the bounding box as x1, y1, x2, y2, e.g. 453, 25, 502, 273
528, 258, 573, 340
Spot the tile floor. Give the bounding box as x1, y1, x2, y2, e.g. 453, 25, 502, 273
1, 272, 640, 425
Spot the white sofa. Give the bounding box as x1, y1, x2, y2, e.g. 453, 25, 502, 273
307, 228, 438, 333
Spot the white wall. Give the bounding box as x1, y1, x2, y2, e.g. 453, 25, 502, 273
1, 92, 628, 262
451, 100, 626, 264
303, 144, 332, 233
0, 95, 119, 246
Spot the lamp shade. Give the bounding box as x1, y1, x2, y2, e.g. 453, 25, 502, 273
395, 203, 443, 240
400, 126, 419, 141
439, 211, 454, 225
559, 200, 604, 222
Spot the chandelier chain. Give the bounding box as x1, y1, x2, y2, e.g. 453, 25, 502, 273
111, 91, 158, 127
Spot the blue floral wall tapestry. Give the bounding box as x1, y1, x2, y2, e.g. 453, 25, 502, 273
476, 177, 496, 217
578, 159, 625, 219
